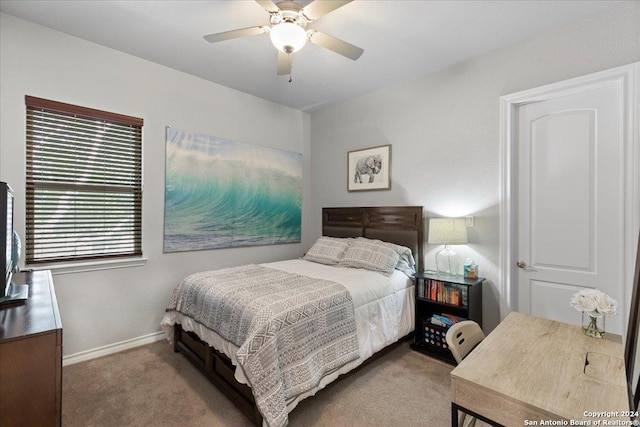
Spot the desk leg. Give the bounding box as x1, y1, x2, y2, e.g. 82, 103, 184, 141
451, 402, 506, 427
451, 402, 459, 427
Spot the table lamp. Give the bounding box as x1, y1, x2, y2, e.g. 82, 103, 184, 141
428, 218, 468, 276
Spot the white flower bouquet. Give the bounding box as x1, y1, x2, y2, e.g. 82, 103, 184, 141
570, 288, 617, 338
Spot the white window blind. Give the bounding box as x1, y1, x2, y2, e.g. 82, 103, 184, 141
25, 96, 143, 265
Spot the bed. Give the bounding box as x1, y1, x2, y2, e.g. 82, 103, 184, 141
161, 206, 424, 427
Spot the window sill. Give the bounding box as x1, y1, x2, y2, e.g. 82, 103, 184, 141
25, 257, 148, 275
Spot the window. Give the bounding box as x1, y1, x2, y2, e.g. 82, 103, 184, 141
25, 96, 143, 265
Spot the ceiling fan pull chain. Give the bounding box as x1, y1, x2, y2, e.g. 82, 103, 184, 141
289, 57, 293, 83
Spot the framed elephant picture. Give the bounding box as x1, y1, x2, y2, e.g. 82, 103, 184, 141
347, 144, 391, 191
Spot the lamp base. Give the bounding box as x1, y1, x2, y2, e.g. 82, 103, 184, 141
435, 246, 460, 276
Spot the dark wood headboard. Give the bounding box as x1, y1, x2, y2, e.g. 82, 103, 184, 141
322, 206, 424, 273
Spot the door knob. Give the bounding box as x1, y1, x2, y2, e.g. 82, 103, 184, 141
517, 261, 536, 271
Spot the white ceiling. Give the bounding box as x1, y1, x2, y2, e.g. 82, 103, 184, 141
0, 0, 624, 112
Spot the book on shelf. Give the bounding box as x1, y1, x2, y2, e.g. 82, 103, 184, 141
423, 279, 468, 307
432, 314, 454, 327
428, 313, 467, 328
441, 313, 466, 323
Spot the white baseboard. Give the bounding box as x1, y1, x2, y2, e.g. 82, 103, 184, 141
63, 331, 167, 366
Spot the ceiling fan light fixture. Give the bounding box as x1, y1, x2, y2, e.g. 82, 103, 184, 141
269, 22, 307, 54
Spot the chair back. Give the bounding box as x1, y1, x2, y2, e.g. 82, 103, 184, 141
445, 320, 485, 364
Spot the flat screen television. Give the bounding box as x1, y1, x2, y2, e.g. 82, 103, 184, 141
1, 181, 14, 296
1, 181, 27, 306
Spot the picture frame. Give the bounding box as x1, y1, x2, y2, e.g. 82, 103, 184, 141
164, 127, 302, 252
347, 144, 391, 191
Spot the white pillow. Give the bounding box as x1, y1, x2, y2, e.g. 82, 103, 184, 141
386, 242, 416, 275
338, 237, 400, 275
303, 236, 352, 265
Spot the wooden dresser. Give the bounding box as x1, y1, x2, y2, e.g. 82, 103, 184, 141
0, 270, 62, 427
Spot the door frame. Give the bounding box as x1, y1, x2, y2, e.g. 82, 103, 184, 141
498, 62, 640, 327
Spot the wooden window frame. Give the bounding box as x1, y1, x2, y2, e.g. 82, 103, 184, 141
25, 96, 143, 265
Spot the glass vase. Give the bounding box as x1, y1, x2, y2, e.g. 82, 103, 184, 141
582, 312, 605, 339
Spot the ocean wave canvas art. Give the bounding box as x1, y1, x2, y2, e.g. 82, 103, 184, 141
163, 127, 302, 252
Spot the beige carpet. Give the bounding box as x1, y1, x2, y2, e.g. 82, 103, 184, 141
62, 339, 465, 427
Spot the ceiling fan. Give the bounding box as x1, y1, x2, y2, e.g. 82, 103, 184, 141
203, 0, 364, 78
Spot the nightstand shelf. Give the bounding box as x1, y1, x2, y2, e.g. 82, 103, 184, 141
411, 272, 483, 364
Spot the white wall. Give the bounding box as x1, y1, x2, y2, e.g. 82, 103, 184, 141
310, 2, 640, 332
0, 13, 311, 356
2, 2, 639, 356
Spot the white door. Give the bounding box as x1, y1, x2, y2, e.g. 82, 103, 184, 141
516, 83, 624, 332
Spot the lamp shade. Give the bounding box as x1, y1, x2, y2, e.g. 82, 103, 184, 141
269, 22, 307, 54
428, 218, 468, 245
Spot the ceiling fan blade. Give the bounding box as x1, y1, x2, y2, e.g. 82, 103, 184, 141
308, 30, 363, 60
277, 50, 293, 75
302, 0, 352, 21
255, 0, 280, 14
204, 26, 267, 44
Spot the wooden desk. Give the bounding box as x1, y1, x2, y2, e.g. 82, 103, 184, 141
450, 312, 629, 427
